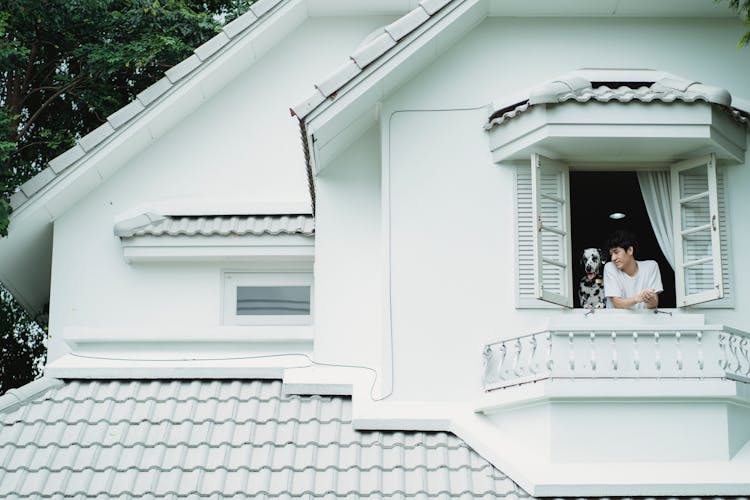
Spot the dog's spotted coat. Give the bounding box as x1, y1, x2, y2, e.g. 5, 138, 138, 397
579, 248, 606, 309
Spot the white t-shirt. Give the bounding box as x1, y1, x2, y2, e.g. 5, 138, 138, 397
603, 260, 663, 310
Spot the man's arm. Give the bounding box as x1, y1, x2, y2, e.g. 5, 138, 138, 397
610, 289, 659, 309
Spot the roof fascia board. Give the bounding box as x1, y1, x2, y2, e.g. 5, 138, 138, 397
307, 0, 414, 16
487, 0, 738, 17
8, 0, 307, 227
304, 0, 487, 174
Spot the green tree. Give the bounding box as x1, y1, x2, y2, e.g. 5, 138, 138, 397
0, 0, 251, 394
0, 286, 45, 394
721, 0, 750, 46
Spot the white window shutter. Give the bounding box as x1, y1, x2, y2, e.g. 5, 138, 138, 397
531, 153, 573, 308
671, 153, 723, 307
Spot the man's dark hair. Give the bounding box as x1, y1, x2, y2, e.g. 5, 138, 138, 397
605, 229, 638, 253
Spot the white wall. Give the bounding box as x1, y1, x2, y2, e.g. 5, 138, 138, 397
47, 16, 395, 361
381, 17, 750, 401
314, 125, 383, 372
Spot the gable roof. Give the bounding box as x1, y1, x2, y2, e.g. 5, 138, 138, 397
0, 378, 525, 498
8, 0, 292, 213
0, 0, 311, 315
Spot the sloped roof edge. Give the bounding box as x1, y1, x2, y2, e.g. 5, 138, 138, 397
290, 0, 459, 121
8, 0, 293, 214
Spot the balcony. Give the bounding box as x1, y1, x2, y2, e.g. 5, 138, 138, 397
475, 311, 750, 473
482, 318, 750, 391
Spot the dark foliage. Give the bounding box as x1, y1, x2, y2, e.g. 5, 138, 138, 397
0, 0, 251, 395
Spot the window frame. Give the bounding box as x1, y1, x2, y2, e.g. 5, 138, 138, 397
515, 152, 732, 310
222, 271, 314, 325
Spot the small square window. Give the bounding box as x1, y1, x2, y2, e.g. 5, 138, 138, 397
223, 272, 313, 325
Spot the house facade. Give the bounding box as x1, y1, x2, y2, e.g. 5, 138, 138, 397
2, 0, 750, 497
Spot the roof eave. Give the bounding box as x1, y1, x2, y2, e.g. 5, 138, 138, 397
294, 0, 488, 175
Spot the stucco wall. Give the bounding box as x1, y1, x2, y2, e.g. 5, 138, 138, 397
47, 16, 395, 361
381, 17, 750, 400
314, 125, 383, 371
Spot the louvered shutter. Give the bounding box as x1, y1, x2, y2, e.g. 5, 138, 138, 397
671, 154, 723, 307
531, 153, 573, 308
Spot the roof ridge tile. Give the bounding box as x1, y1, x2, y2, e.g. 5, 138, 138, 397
222, 9, 259, 39
194, 32, 231, 61
48, 143, 86, 173
164, 54, 202, 84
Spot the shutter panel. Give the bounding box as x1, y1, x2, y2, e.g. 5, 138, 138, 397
671, 153, 723, 307
697, 166, 733, 308
531, 153, 573, 308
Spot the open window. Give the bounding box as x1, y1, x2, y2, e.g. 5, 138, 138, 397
671, 154, 723, 306
531, 153, 573, 308
520, 152, 728, 309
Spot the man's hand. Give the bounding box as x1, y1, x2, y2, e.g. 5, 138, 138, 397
639, 289, 659, 309
610, 289, 659, 309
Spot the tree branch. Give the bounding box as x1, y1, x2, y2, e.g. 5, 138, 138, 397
13, 77, 82, 142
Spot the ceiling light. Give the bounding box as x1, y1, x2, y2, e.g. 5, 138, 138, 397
609, 212, 626, 220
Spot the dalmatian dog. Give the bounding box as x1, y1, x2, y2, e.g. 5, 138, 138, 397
579, 248, 606, 309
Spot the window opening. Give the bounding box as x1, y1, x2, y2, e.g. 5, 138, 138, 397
569, 171, 676, 308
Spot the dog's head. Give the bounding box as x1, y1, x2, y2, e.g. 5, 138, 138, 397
581, 248, 604, 279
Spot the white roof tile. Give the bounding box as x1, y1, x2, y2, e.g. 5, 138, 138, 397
385, 6, 431, 41
315, 59, 362, 98
351, 31, 398, 69
0, 378, 527, 499
106, 99, 146, 129
48, 143, 86, 173
487, 78, 749, 129
250, 0, 283, 18
222, 9, 259, 39
135, 77, 173, 107
76, 122, 116, 153
115, 214, 314, 238
19, 167, 55, 197
164, 54, 202, 84
194, 32, 231, 61
419, 0, 453, 16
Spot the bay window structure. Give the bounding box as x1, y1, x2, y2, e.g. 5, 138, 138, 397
486, 70, 747, 309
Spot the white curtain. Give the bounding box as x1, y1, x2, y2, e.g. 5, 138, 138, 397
637, 170, 675, 270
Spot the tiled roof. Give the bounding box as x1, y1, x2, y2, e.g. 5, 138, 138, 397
290, 0, 455, 119
486, 77, 749, 129
114, 214, 314, 238
0, 378, 526, 499
9, 0, 289, 211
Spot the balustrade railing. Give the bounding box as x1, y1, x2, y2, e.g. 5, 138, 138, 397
482, 325, 750, 391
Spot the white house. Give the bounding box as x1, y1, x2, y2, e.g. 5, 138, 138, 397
2, 0, 750, 497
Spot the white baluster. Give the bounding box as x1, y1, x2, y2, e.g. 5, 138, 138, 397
730, 335, 742, 375
482, 345, 496, 386
568, 332, 575, 372
611, 331, 618, 372
675, 331, 683, 372
589, 331, 596, 372
633, 332, 640, 372
718, 333, 729, 370
512, 338, 523, 377
528, 334, 538, 374
545, 331, 554, 371
742, 338, 750, 377
498, 341, 508, 379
